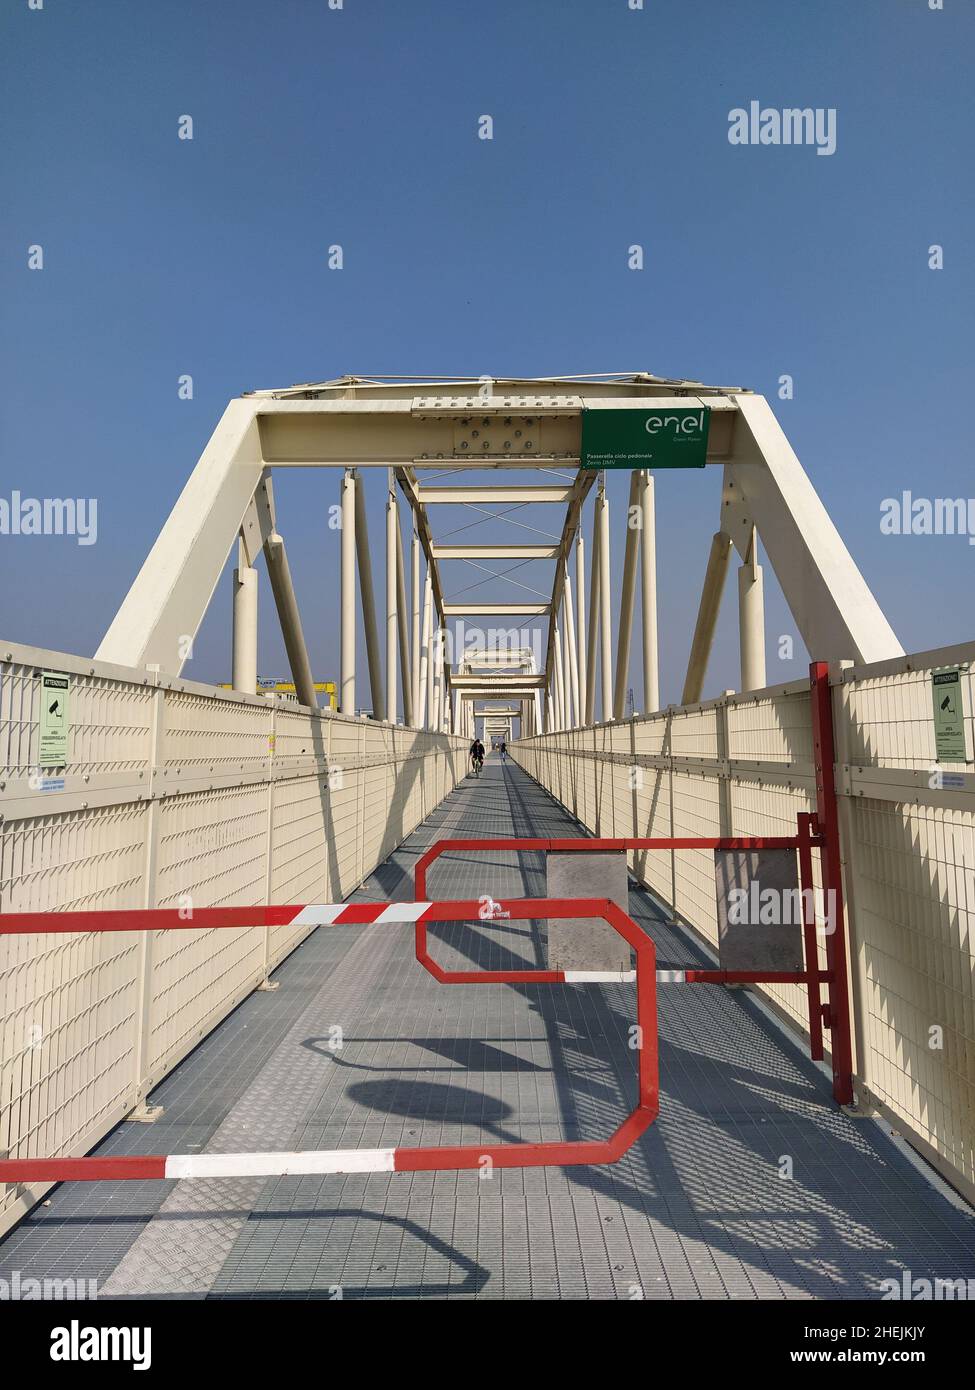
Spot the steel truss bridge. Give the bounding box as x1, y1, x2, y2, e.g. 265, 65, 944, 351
0, 373, 972, 1300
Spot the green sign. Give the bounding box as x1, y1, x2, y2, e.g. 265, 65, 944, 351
581, 406, 710, 470
932, 667, 967, 762
39, 671, 70, 765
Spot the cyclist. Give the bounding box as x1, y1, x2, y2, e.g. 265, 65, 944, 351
469, 737, 485, 777
498, 739, 507, 762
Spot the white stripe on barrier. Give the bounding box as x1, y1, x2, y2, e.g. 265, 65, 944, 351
375, 902, 431, 923
165, 1148, 397, 1179
290, 905, 347, 926
288, 904, 435, 927
564, 970, 637, 983
562, 970, 691, 984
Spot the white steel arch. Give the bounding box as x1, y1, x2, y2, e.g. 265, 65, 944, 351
96, 374, 902, 727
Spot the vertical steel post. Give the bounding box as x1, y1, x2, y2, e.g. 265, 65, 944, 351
232, 537, 258, 695
585, 500, 601, 724
340, 470, 356, 716
264, 528, 317, 710
575, 528, 587, 721
738, 526, 767, 693
598, 484, 613, 721
432, 626, 443, 731
553, 625, 566, 730
639, 471, 659, 715
613, 470, 641, 720
562, 617, 574, 727
395, 516, 413, 727
418, 568, 432, 728
411, 532, 421, 725
386, 478, 398, 725
682, 532, 732, 705
354, 471, 385, 720
130, 675, 166, 1120
563, 560, 580, 726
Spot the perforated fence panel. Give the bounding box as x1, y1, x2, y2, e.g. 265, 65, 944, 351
0, 644, 467, 1236
514, 648, 975, 1200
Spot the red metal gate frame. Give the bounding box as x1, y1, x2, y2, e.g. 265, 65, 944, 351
413, 662, 854, 1105
0, 898, 657, 1184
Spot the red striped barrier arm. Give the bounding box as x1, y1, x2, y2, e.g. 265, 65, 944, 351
0, 897, 659, 1183
410, 831, 834, 1037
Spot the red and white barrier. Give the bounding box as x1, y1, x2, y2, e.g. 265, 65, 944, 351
409, 823, 837, 1074
0, 901, 436, 935
409, 659, 855, 1106
0, 1126, 655, 1183
0, 896, 659, 1185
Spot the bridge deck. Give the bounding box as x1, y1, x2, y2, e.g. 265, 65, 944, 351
1, 758, 972, 1300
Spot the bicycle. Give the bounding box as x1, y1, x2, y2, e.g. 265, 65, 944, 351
471, 755, 484, 778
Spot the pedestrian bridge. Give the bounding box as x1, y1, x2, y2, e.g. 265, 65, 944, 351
1, 374, 972, 1299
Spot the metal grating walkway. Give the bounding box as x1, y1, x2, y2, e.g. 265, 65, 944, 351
1, 758, 972, 1300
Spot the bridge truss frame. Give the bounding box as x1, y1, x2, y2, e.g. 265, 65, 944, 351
95, 374, 903, 736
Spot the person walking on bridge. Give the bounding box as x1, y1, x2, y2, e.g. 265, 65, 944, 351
498, 739, 507, 762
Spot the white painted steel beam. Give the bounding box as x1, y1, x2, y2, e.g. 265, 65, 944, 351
442, 602, 550, 616
723, 394, 902, 664
354, 471, 385, 720
613, 471, 641, 721
454, 674, 546, 689
432, 543, 559, 561
682, 531, 733, 705
563, 564, 580, 725
738, 525, 766, 694
417, 485, 573, 504
386, 482, 399, 725
97, 399, 266, 672
231, 541, 258, 696
340, 470, 357, 716
411, 532, 421, 724
418, 568, 433, 728
585, 498, 601, 725
598, 486, 613, 721
396, 511, 414, 727
253, 474, 318, 710
639, 471, 659, 715
575, 528, 587, 720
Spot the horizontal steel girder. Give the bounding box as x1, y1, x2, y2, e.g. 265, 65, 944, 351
442, 602, 550, 616
417, 485, 573, 504
432, 543, 559, 560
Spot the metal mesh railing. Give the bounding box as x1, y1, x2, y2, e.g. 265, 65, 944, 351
0, 643, 468, 1235
514, 650, 975, 1201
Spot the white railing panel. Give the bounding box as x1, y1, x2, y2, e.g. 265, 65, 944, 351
0, 644, 467, 1235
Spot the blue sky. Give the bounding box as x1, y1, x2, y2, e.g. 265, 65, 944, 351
1, 0, 972, 710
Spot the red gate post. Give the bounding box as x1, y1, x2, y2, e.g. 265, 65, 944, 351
809, 661, 855, 1105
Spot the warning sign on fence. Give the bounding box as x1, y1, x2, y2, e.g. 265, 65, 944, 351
931, 667, 968, 763
39, 671, 70, 766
